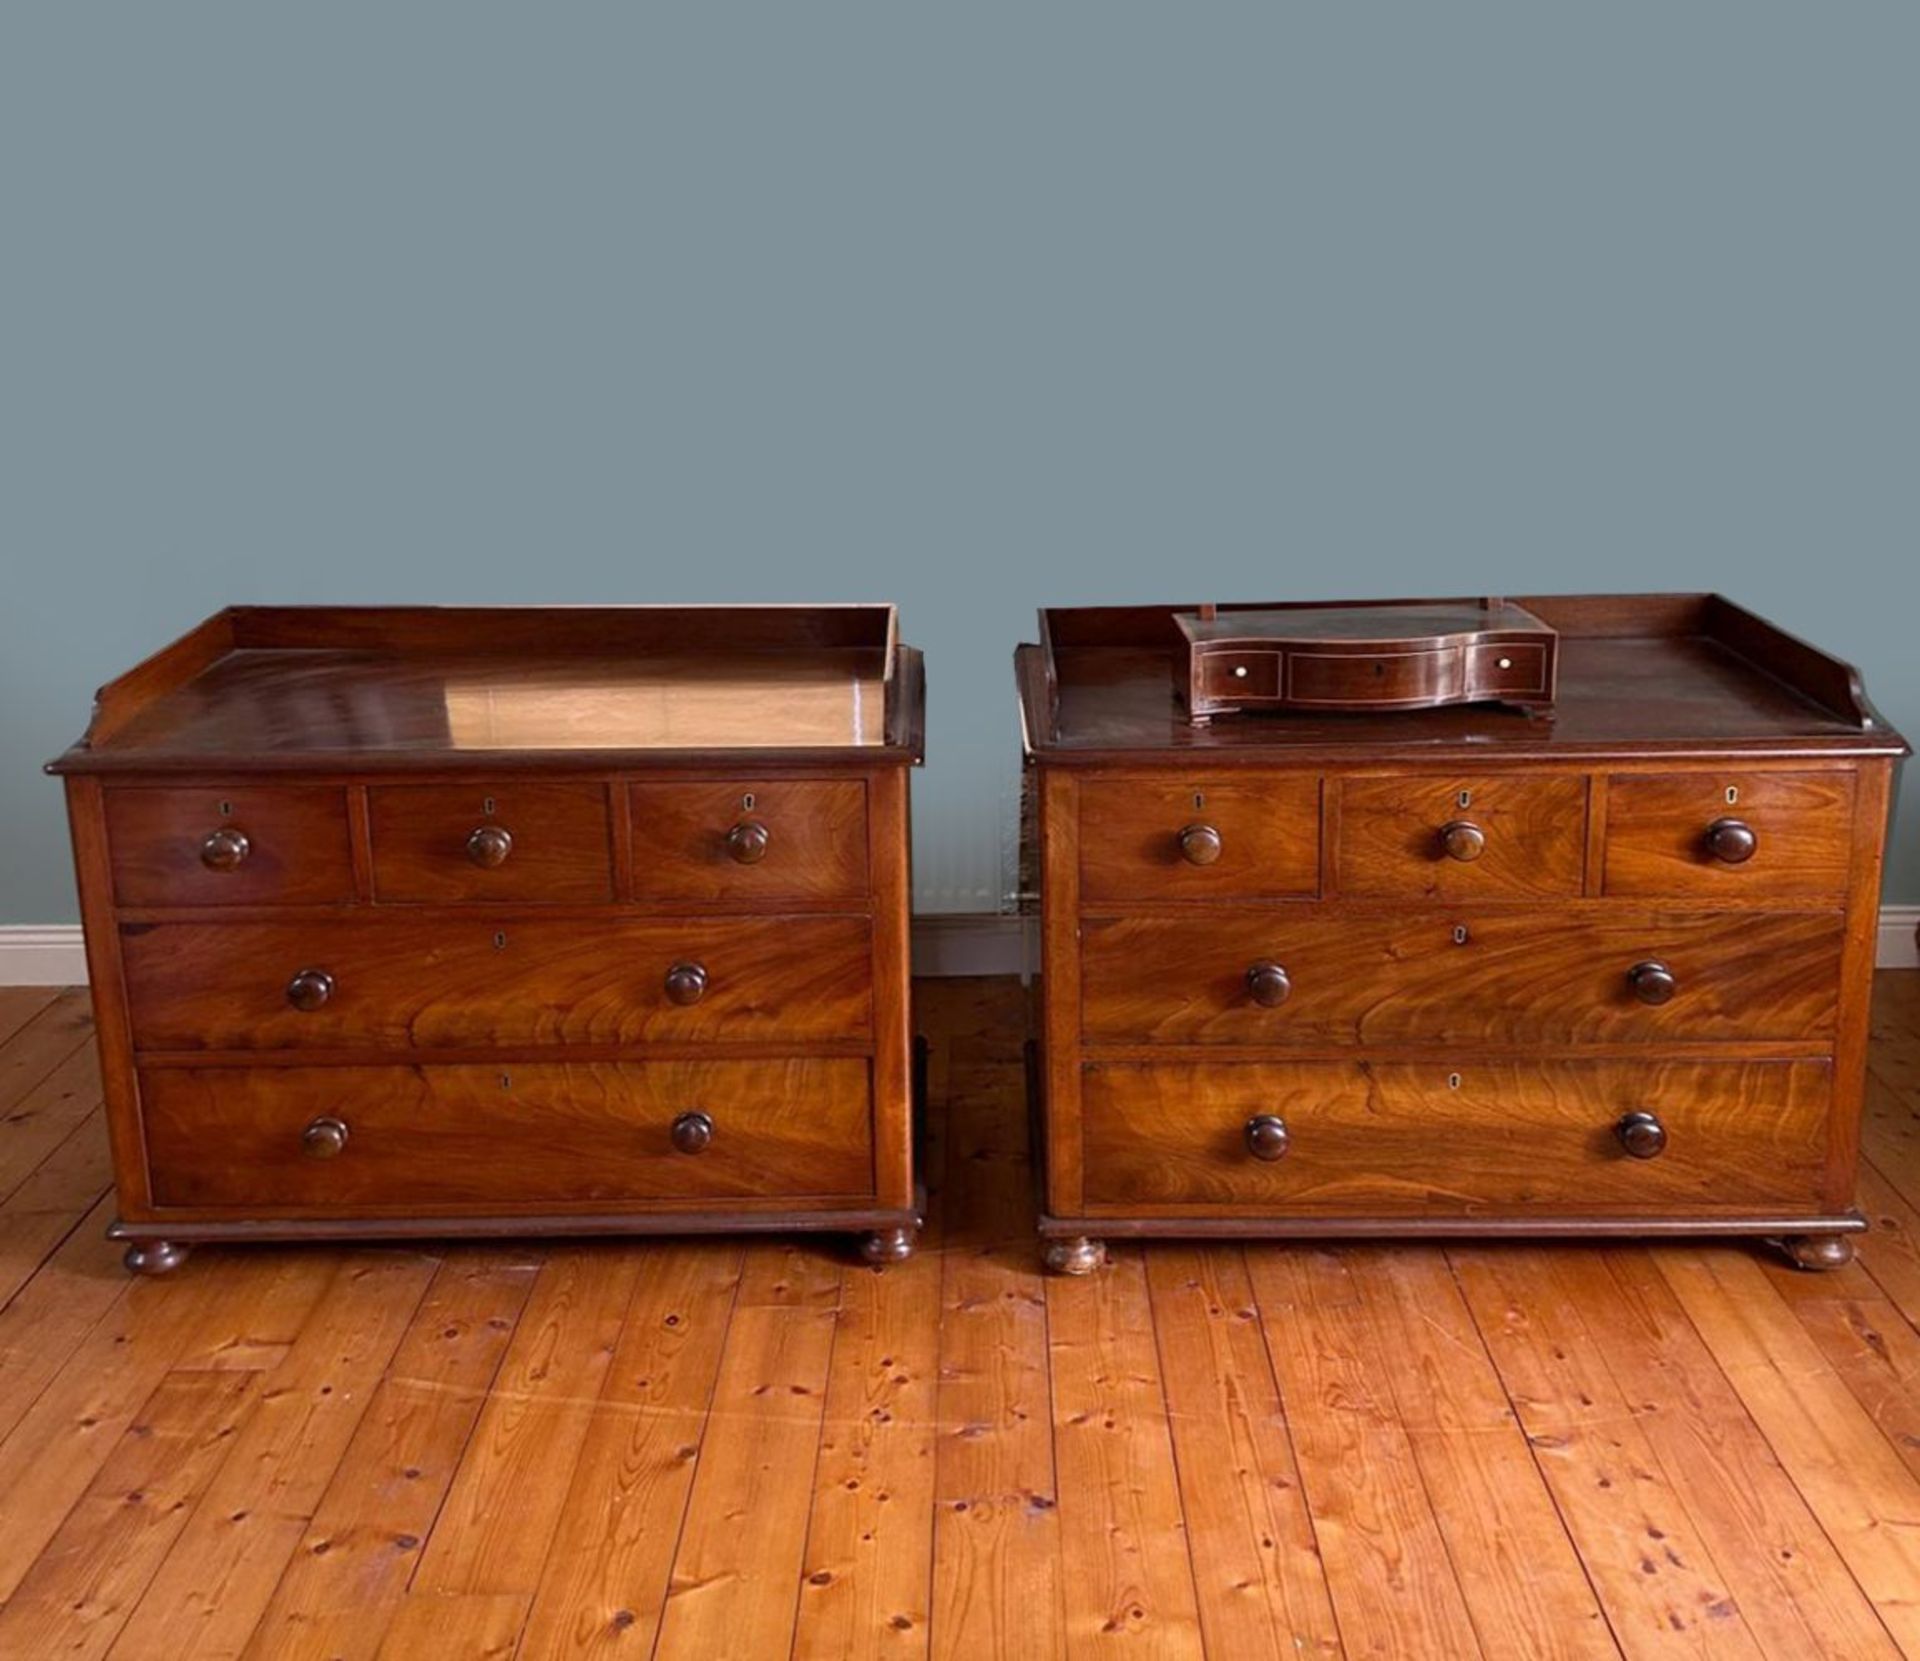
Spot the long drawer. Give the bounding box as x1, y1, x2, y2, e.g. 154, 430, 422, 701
139, 1059, 875, 1210
121, 915, 872, 1051
1080, 1057, 1832, 1214
1079, 906, 1843, 1046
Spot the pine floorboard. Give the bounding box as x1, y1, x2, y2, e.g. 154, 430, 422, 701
0, 971, 1916, 1658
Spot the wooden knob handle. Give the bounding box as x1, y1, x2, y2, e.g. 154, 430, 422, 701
1627, 960, 1677, 1005
301, 1116, 349, 1159
1705, 818, 1757, 864
726, 819, 771, 864
466, 825, 514, 868
1177, 823, 1223, 866
1616, 1111, 1667, 1159
286, 968, 335, 1012
1439, 820, 1486, 862
1245, 960, 1292, 1008
665, 962, 709, 1006
199, 827, 251, 872
1244, 1114, 1290, 1161
671, 1111, 714, 1154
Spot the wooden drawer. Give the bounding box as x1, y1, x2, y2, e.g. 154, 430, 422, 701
1335, 773, 1586, 899
1079, 775, 1320, 901
140, 1059, 874, 1211
121, 915, 872, 1051
1080, 1058, 1831, 1214
1079, 906, 1843, 1046
628, 779, 867, 902
106, 786, 355, 908
1603, 771, 1855, 899
368, 782, 614, 902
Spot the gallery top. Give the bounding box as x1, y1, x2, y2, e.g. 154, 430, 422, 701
49, 605, 925, 774
1017, 593, 1906, 763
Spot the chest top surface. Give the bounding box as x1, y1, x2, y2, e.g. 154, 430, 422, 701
1019, 592, 1906, 762
50, 605, 923, 773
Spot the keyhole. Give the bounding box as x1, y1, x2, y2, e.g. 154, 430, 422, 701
1192, 791, 1205, 810
1448, 1073, 1463, 1090
218, 799, 233, 818
482, 796, 497, 817
499, 1072, 512, 1092
1457, 789, 1472, 809
742, 792, 755, 811
493, 931, 507, 951
1452, 924, 1469, 945
1725, 785, 1739, 805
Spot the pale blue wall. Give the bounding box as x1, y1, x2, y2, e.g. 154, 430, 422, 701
3, 5, 1913, 919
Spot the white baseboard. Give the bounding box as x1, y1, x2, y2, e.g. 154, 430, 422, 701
2, 909, 1916, 987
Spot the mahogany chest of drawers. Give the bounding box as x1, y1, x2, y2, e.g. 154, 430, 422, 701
52, 605, 924, 1272
1015, 594, 1906, 1273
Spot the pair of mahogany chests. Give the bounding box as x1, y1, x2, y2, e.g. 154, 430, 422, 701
52, 596, 1906, 1277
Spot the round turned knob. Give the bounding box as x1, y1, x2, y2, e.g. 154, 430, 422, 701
285, 968, 336, 1012
1438, 820, 1486, 862
726, 819, 771, 864
1245, 960, 1292, 1008
466, 825, 514, 869
1627, 959, 1677, 1005
1244, 1114, 1290, 1161
664, 962, 709, 1006
670, 1110, 714, 1154
1616, 1111, 1667, 1160
199, 827, 251, 872
301, 1116, 349, 1159
1705, 817, 1757, 865
1177, 823, 1223, 866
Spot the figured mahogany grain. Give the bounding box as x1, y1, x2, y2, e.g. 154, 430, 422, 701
105, 785, 356, 908
1334, 772, 1587, 899
1080, 1057, 1832, 1214
367, 781, 614, 903
1603, 769, 1855, 898
1080, 905, 1844, 1047
120, 915, 872, 1051
628, 778, 868, 903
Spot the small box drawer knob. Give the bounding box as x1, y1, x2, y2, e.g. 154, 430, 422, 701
199, 827, 252, 872
285, 968, 336, 1012
1438, 820, 1486, 862
1627, 959, 1677, 1005
1244, 1114, 1290, 1161
1177, 823, 1223, 866
727, 819, 772, 864
466, 825, 514, 868
1245, 960, 1292, 1007
1705, 817, 1758, 864
1616, 1111, 1668, 1159
671, 1110, 715, 1154
301, 1116, 350, 1159
665, 961, 709, 1005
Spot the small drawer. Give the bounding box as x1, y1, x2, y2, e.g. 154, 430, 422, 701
628, 780, 867, 903
140, 1058, 875, 1211
1603, 772, 1855, 899
368, 783, 613, 903
1079, 775, 1320, 902
1335, 773, 1586, 899
1197, 650, 1281, 701
1079, 1058, 1831, 1215
1287, 647, 1459, 706
1465, 641, 1549, 697
106, 786, 355, 908
121, 915, 872, 1051
1079, 905, 1842, 1046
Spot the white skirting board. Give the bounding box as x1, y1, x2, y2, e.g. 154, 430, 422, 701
2, 910, 1918, 987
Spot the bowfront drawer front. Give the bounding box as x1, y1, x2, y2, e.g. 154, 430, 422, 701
140, 1059, 874, 1211
121, 915, 872, 1050
628, 779, 868, 902
1080, 1058, 1831, 1214
106, 786, 355, 908
1079, 906, 1843, 1046
1603, 771, 1855, 899
1335, 773, 1587, 899
368, 782, 614, 903
1079, 775, 1320, 902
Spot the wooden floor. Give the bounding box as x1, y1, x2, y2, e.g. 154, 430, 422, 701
2, 979, 1920, 1658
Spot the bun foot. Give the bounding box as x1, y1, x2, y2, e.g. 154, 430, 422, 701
860, 1226, 916, 1266
1043, 1236, 1106, 1276
1781, 1233, 1855, 1272
123, 1240, 189, 1277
